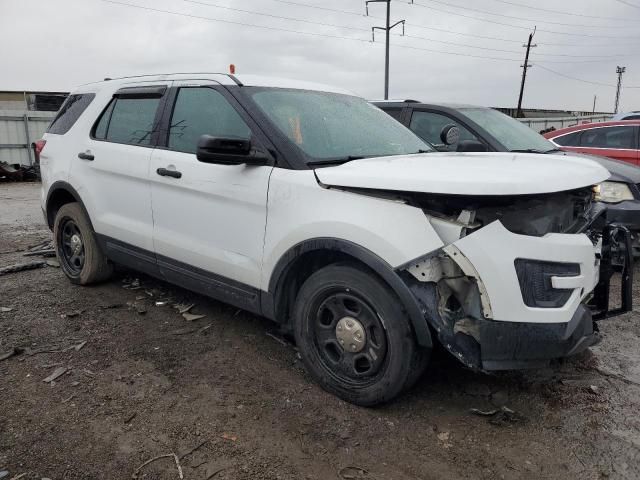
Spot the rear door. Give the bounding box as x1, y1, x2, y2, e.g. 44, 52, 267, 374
149, 80, 274, 306
573, 125, 638, 165
73, 83, 171, 272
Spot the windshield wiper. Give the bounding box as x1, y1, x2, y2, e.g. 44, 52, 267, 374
511, 148, 548, 154
411, 149, 433, 154
307, 156, 364, 167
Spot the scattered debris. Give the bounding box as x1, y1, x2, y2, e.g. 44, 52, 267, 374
7, 473, 26, 480
587, 385, 600, 395
593, 366, 640, 387
470, 406, 526, 425
23, 249, 56, 257
43, 366, 68, 383
100, 303, 124, 310
175, 303, 195, 314
0, 347, 24, 362
155, 301, 169, 307
182, 312, 206, 322
198, 323, 213, 335
221, 433, 237, 442
0, 307, 13, 313
132, 453, 183, 479
62, 394, 76, 403
0, 261, 47, 276
0, 471, 7, 479
436, 431, 452, 448
205, 468, 227, 479
74, 341, 87, 351
123, 279, 141, 290
27, 239, 51, 251
266, 332, 289, 346
63, 311, 82, 319
124, 412, 137, 424
179, 439, 209, 460
338, 466, 370, 479
46, 259, 60, 268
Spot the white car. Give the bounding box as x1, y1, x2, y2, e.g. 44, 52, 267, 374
40, 73, 611, 405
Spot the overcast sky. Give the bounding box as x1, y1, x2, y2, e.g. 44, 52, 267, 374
1, 0, 639, 112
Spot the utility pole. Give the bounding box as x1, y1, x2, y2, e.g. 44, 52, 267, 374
366, 0, 405, 100
516, 27, 536, 118
592, 95, 597, 113
614, 66, 626, 114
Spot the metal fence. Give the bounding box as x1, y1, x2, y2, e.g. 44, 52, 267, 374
518, 114, 612, 133
0, 110, 56, 165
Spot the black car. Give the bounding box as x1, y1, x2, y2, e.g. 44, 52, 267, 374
375, 101, 640, 256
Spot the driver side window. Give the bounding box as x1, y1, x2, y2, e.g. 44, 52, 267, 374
409, 111, 477, 151
168, 87, 251, 154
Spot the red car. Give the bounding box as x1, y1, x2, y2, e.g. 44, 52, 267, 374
544, 120, 640, 165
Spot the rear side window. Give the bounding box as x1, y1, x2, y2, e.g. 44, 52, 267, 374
47, 93, 95, 135
93, 97, 160, 146
580, 126, 635, 149
553, 131, 581, 147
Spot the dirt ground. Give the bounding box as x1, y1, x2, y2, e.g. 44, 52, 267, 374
2, 182, 640, 480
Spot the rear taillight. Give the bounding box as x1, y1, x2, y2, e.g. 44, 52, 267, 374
34, 139, 46, 164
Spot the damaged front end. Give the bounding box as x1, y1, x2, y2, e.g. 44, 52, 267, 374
398, 187, 633, 371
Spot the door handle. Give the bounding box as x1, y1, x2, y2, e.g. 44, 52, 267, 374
78, 151, 94, 161
156, 167, 182, 179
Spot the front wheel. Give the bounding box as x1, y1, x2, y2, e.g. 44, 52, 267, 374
293, 264, 428, 406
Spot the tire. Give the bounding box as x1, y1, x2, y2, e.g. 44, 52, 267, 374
293, 263, 429, 406
53, 202, 112, 285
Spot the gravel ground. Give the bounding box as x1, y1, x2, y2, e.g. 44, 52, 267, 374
2, 182, 640, 480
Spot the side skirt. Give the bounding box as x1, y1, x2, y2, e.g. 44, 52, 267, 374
96, 235, 264, 316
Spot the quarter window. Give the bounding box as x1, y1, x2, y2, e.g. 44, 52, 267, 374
409, 111, 477, 150
580, 126, 635, 149
553, 131, 581, 147
168, 87, 251, 154
47, 93, 95, 135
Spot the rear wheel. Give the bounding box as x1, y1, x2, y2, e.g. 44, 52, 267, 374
293, 264, 428, 406
53, 203, 112, 285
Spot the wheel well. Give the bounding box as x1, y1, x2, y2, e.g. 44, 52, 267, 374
273, 249, 377, 331
46, 188, 77, 229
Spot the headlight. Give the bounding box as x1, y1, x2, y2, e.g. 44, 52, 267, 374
593, 182, 634, 203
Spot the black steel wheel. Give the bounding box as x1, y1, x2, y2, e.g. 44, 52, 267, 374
312, 291, 388, 386
58, 218, 85, 275
294, 263, 428, 406
53, 202, 112, 285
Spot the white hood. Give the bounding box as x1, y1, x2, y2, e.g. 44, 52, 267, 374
314, 152, 610, 195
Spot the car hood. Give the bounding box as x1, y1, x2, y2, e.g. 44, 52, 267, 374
561, 151, 640, 184
314, 152, 610, 196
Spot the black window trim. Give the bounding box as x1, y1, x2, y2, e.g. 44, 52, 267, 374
551, 130, 583, 147
155, 84, 277, 166
89, 86, 169, 148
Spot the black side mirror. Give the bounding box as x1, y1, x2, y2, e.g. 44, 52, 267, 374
456, 140, 488, 153
196, 135, 269, 166
440, 124, 460, 146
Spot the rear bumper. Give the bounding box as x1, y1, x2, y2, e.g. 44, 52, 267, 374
479, 304, 599, 370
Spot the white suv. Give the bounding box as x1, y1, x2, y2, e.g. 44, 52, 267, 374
40, 73, 611, 405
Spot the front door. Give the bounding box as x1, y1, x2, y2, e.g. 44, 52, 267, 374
149, 81, 273, 307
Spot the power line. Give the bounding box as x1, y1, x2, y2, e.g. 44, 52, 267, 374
265, 0, 640, 47
412, 0, 638, 29
410, 1, 640, 38
614, 0, 640, 8
98, 0, 636, 65
179, 0, 632, 58
534, 64, 640, 89
484, 0, 640, 22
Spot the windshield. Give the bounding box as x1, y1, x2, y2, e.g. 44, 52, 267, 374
247, 88, 432, 162
460, 107, 556, 152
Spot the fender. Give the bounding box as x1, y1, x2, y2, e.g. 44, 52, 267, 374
45, 181, 95, 231
264, 238, 433, 348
